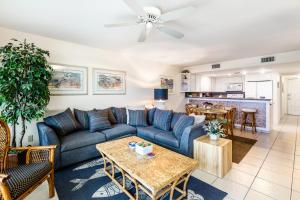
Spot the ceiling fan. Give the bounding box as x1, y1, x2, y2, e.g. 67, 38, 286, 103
104, 0, 196, 42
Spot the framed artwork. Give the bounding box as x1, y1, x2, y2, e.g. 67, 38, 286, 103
160, 76, 175, 94
93, 68, 126, 95
48, 64, 88, 95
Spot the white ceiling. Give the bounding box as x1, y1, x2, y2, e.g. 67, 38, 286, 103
0, 0, 300, 66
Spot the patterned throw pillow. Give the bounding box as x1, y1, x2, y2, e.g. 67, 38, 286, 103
173, 115, 195, 140
74, 109, 90, 130
94, 108, 117, 124
147, 108, 156, 125
87, 110, 112, 132
171, 112, 186, 130
44, 108, 81, 136
153, 109, 173, 131
112, 107, 127, 124
128, 110, 148, 127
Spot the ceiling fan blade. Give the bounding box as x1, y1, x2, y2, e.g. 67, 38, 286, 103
160, 6, 196, 22
158, 26, 184, 39
123, 0, 146, 17
138, 26, 147, 42
104, 22, 138, 28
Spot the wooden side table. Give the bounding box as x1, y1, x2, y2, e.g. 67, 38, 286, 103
193, 135, 232, 177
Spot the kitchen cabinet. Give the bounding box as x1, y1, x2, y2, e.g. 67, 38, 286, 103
180, 73, 196, 92
245, 81, 273, 99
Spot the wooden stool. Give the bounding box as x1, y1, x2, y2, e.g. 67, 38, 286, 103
240, 108, 257, 133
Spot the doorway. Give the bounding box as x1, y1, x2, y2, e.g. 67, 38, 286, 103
287, 78, 300, 115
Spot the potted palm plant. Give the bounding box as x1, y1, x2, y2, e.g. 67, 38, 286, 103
203, 119, 226, 140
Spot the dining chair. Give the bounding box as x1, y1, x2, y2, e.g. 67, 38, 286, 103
0, 119, 56, 200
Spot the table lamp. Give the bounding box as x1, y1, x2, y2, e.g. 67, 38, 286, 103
154, 88, 168, 110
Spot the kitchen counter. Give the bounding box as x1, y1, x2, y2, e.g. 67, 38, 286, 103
187, 97, 271, 101
187, 97, 272, 133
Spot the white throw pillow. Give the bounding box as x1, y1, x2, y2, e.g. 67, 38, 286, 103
189, 113, 206, 125
126, 105, 145, 124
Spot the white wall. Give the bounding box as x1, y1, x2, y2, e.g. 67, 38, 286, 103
0, 27, 184, 146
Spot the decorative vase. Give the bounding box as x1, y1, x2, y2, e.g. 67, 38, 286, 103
209, 134, 219, 141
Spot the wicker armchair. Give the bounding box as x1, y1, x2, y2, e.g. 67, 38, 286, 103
0, 120, 56, 200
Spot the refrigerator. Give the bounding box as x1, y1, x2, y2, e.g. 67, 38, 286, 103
245, 81, 273, 99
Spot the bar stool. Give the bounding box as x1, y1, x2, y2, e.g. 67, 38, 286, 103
240, 108, 257, 133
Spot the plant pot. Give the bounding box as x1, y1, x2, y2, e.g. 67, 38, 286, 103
209, 134, 219, 141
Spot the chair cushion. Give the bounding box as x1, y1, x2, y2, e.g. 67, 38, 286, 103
44, 108, 81, 136
153, 108, 173, 131
147, 108, 156, 125
61, 130, 106, 152
137, 126, 171, 142
173, 115, 195, 140
171, 112, 186, 130
6, 162, 52, 199
128, 110, 148, 127
112, 107, 127, 124
88, 110, 112, 132
74, 108, 90, 130
102, 124, 137, 140
155, 132, 180, 148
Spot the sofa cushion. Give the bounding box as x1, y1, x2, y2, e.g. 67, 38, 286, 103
44, 108, 81, 136
155, 132, 180, 148
88, 110, 112, 132
147, 108, 156, 125
112, 107, 127, 124
173, 115, 195, 140
74, 109, 90, 130
94, 108, 117, 124
137, 126, 171, 142
6, 162, 52, 199
61, 130, 106, 152
128, 109, 148, 127
102, 124, 137, 140
171, 112, 186, 130
153, 108, 173, 131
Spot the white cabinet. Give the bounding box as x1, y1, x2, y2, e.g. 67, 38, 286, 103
180, 73, 196, 92
245, 81, 273, 99
213, 76, 243, 92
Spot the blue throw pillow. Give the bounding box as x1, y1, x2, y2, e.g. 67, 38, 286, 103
128, 110, 148, 127
94, 108, 117, 124
44, 108, 81, 136
112, 107, 127, 124
171, 112, 186, 130
173, 115, 195, 140
74, 109, 90, 130
153, 108, 173, 131
88, 110, 112, 132
147, 108, 156, 125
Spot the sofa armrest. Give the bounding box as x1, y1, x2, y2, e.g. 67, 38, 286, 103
37, 122, 61, 169
180, 122, 206, 157
37, 122, 60, 146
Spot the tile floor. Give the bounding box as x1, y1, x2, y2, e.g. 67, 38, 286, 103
28, 115, 300, 200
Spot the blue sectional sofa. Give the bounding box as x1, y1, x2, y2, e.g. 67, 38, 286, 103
37, 107, 206, 169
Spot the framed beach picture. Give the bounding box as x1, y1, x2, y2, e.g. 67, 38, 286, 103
48, 64, 88, 95
160, 76, 175, 94
93, 68, 126, 95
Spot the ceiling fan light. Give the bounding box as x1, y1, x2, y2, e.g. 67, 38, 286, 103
146, 22, 153, 29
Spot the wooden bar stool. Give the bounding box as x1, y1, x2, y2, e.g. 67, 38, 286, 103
240, 108, 257, 133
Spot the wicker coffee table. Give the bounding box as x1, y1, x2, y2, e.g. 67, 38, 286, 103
96, 136, 198, 200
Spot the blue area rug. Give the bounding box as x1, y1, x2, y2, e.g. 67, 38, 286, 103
55, 158, 227, 200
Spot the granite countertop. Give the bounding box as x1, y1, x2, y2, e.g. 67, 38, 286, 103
186, 97, 271, 101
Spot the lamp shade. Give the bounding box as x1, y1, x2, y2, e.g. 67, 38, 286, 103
154, 88, 168, 100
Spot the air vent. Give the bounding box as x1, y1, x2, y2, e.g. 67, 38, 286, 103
261, 56, 275, 63
212, 64, 221, 69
